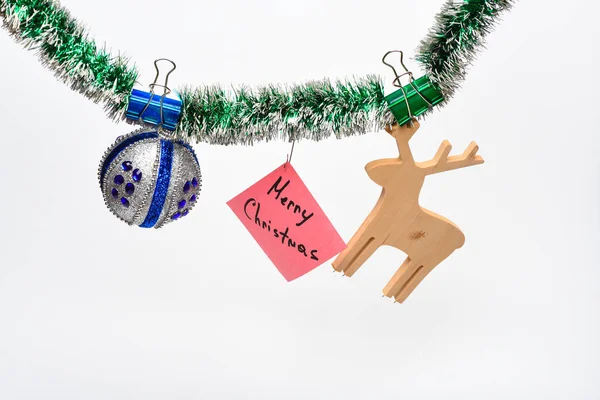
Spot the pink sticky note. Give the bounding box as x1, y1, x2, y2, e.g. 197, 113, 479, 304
227, 163, 346, 281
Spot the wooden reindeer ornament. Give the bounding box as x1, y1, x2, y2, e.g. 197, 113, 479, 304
332, 119, 484, 303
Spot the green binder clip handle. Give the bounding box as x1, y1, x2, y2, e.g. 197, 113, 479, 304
383, 50, 444, 126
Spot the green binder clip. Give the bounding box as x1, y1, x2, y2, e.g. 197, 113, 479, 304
382, 50, 444, 126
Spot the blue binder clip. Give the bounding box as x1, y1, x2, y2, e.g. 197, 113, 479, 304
126, 58, 182, 132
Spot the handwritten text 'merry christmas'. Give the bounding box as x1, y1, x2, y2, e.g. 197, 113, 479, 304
244, 175, 318, 260
227, 163, 346, 281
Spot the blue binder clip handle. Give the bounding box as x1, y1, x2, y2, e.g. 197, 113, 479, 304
125, 58, 182, 132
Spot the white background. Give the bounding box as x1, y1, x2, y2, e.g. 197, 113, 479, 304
0, 0, 599, 398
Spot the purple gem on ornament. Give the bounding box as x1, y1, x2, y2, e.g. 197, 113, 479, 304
132, 169, 142, 182
190, 194, 197, 203
178, 200, 186, 209
182, 210, 189, 217
192, 177, 198, 187
183, 181, 191, 193
171, 212, 181, 220
111, 188, 119, 198
114, 175, 124, 185
121, 161, 133, 171
121, 198, 130, 208
125, 183, 135, 195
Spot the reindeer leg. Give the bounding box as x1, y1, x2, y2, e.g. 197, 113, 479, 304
384, 241, 461, 303
391, 263, 433, 304
332, 230, 383, 277
382, 256, 424, 300
383, 209, 467, 302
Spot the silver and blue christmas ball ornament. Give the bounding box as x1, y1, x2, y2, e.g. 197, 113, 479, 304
98, 129, 201, 228
98, 58, 201, 229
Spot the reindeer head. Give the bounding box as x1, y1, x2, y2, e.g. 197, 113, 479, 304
365, 120, 422, 187
365, 119, 484, 189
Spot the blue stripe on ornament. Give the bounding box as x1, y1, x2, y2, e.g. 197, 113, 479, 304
100, 131, 159, 184
140, 139, 174, 228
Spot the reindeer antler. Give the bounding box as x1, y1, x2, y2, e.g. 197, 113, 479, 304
419, 140, 484, 175
385, 120, 420, 140
385, 120, 420, 164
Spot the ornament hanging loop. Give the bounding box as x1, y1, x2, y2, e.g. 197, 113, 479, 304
284, 139, 296, 170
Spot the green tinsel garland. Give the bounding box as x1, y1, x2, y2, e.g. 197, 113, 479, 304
0, 0, 514, 145
176, 78, 391, 145
416, 0, 515, 106
0, 0, 138, 118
